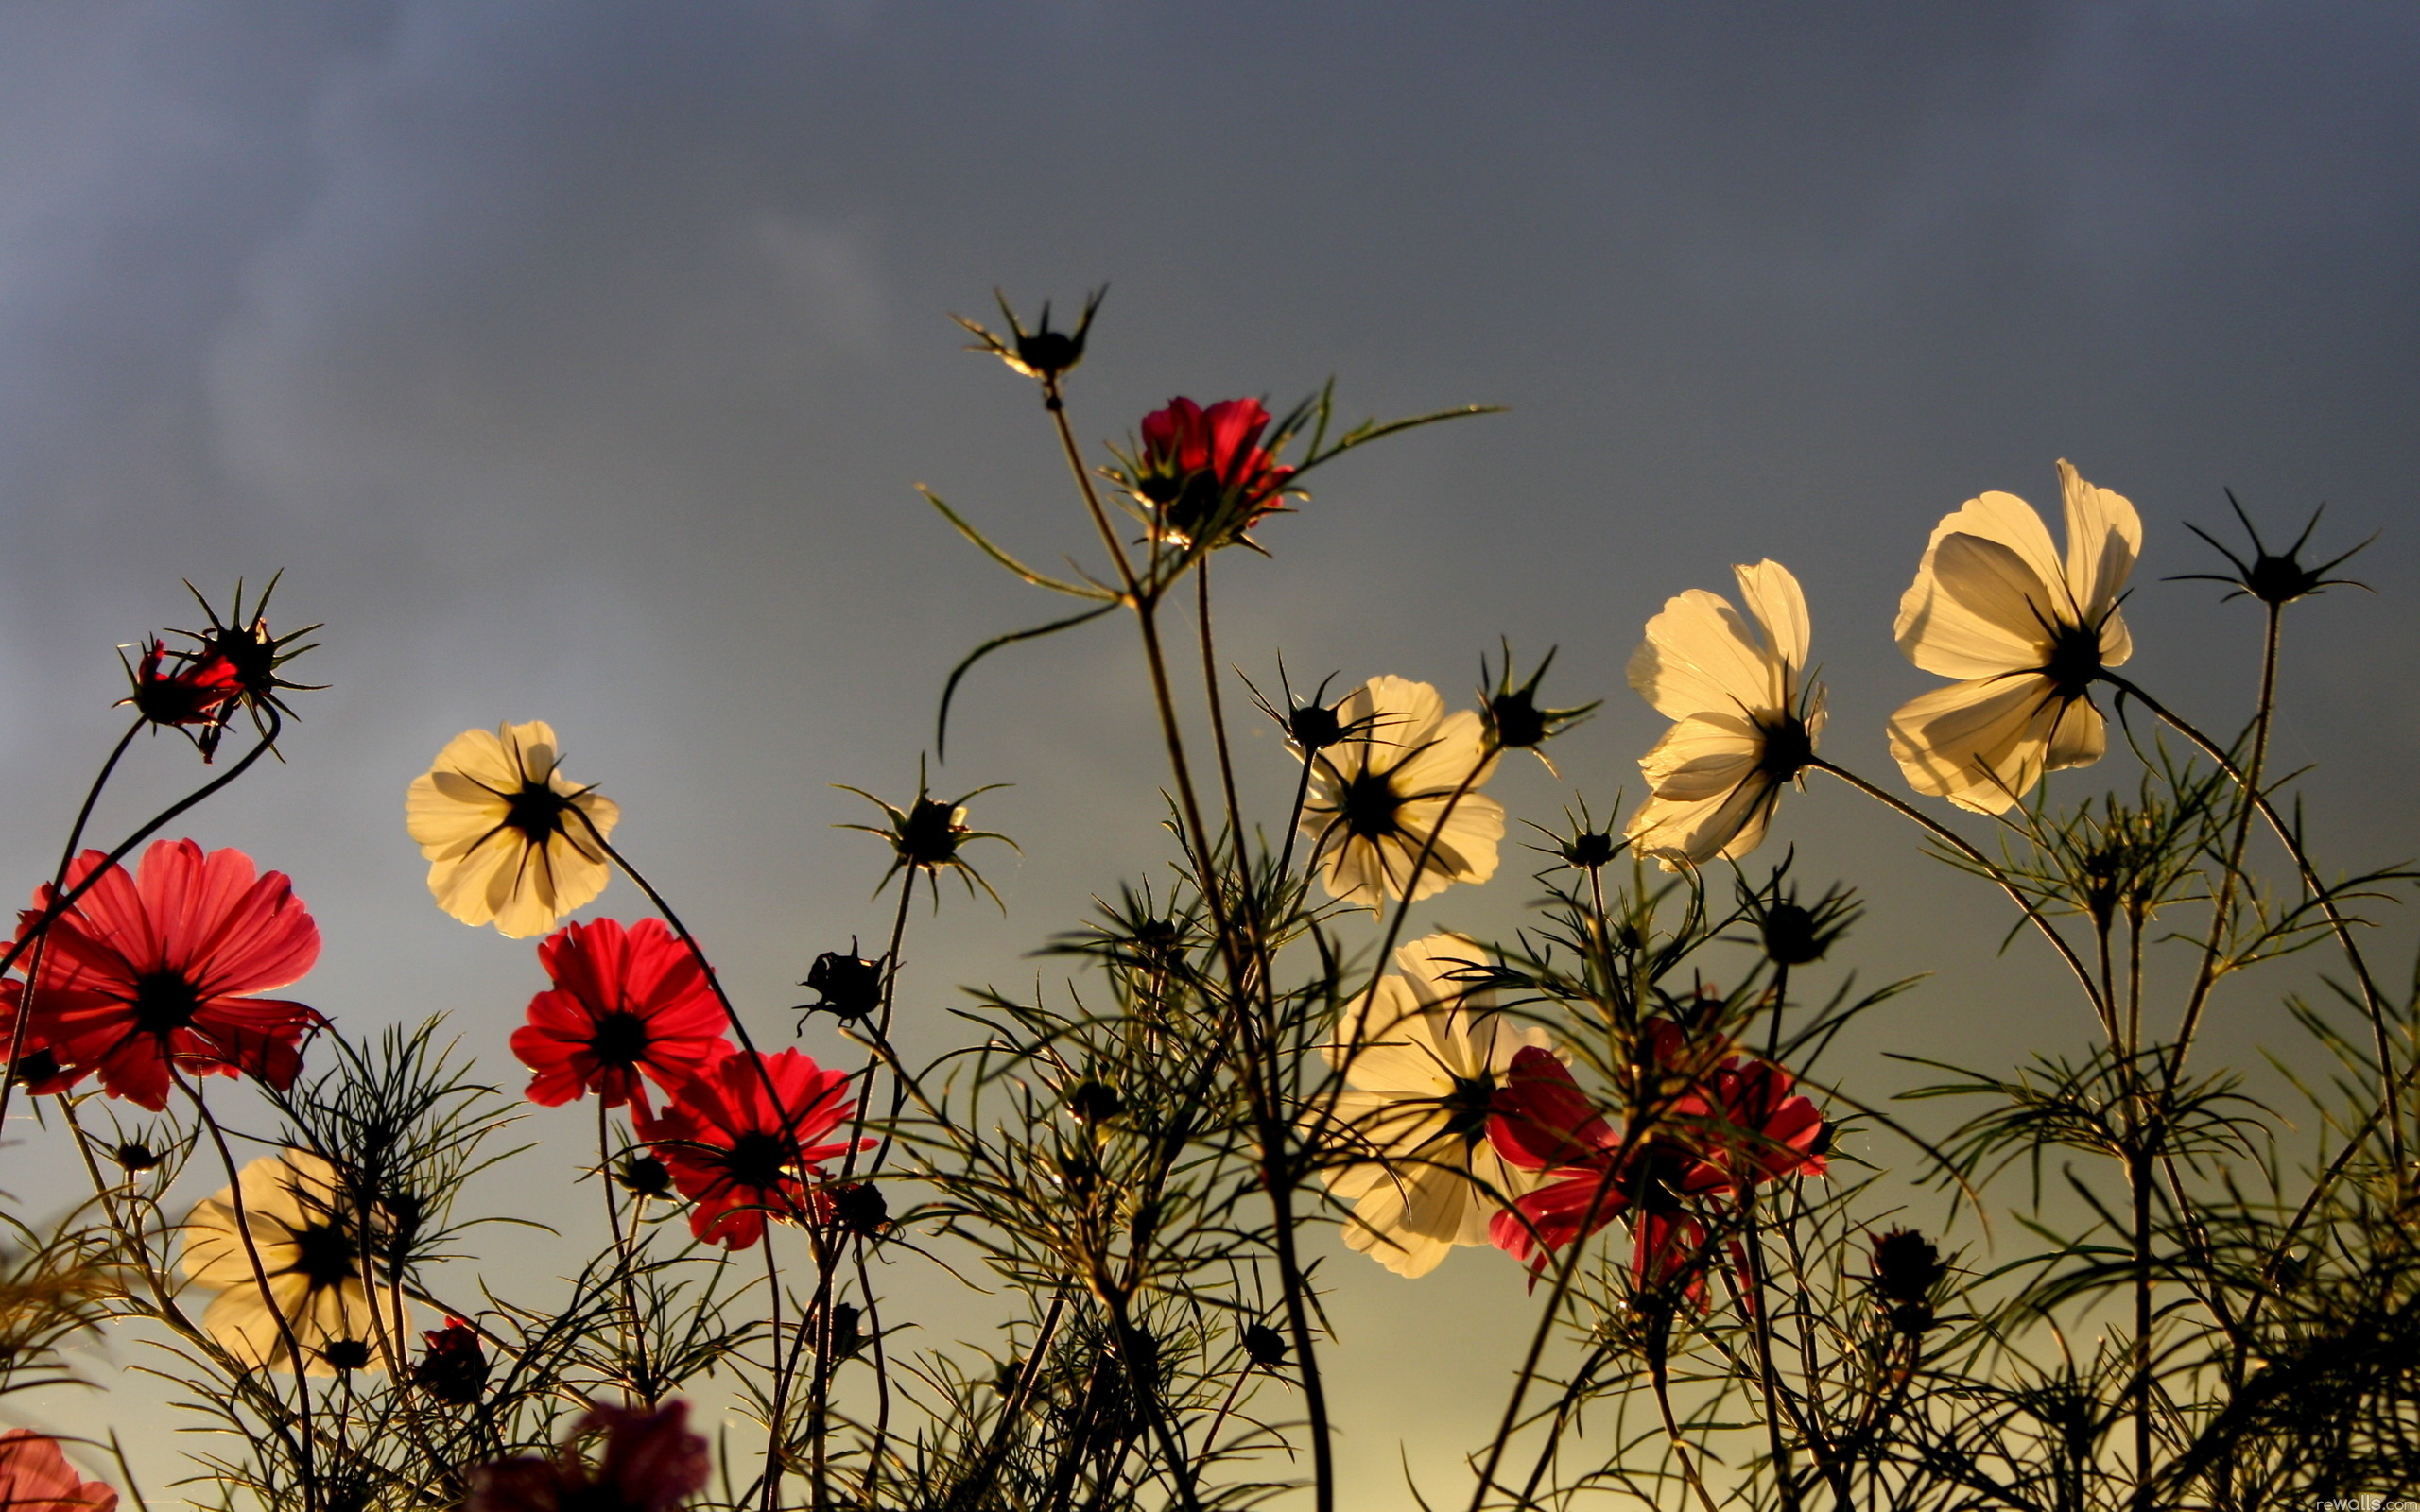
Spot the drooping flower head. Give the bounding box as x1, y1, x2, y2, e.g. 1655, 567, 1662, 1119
20, 840, 322, 1111
407, 721, 620, 938
0, 1431, 118, 1512
180, 1148, 379, 1375
165, 576, 324, 759
1318, 935, 1553, 1277
118, 636, 244, 760
1624, 560, 1823, 870
1889, 461, 2140, 813
1298, 676, 1505, 907
469, 1400, 709, 1512
635, 1049, 864, 1249
511, 919, 728, 1114
1131, 397, 1298, 550
413, 1316, 490, 1406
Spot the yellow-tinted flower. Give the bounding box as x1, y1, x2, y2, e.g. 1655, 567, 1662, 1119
1298, 677, 1503, 907
1624, 560, 1822, 869
180, 1149, 379, 1376
1889, 462, 2139, 813
1320, 936, 1552, 1277
406, 721, 618, 938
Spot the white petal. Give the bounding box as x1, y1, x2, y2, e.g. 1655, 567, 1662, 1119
1899, 531, 2058, 679
2057, 459, 2141, 626
1636, 713, 1763, 799
1731, 559, 1808, 686
1887, 674, 2065, 814
1628, 589, 1775, 721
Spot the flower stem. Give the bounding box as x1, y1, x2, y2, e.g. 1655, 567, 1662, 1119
1809, 758, 2113, 1039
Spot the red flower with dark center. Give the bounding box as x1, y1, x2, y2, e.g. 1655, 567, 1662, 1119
469, 1400, 708, 1512
1485, 1025, 1826, 1306
20, 841, 322, 1111
510, 919, 729, 1115
0, 1429, 118, 1512
634, 1049, 864, 1249
1134, 396, 1297, 548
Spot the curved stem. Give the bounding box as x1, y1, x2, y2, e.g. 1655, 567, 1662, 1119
184, 1076, 320, 1512
2169, 605, 2280, 1067
0, 717, 282, 1129
2101, 671, 2401, 1160
1809, 759, 2111, 1036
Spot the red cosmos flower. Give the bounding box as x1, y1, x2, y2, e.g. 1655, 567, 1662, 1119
469, 1400, 708, 1512
19, 841, 321, 1111
633, 1049, 864, 1249
0, 1430, 119, 1512
1486, 1026, 1826, 1305
510, 919, 729, 1115
1133, 396, 1297, 549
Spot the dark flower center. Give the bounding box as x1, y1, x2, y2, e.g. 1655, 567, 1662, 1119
718, 1131, 795, 1192
2042, 622, 2103, 699
1339, 768, 1405, 839
505, 782, 572, 843
1440, 1074, 1498, 1143
321, 1337, 372, 1372
587, 1010, 650, 1069
1754, 714, 1815, 782
130, 971, 205, 1034
289, 1219, 358, 1289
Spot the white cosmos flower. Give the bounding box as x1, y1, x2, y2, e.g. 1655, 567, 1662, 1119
1889, 461, 2139, 814
1298, 677, 1504, 908
1623, 560, 1822, 870
181, 1148, 382, 1376
1320, 935, 1553, 1277
406, 720, 620, 938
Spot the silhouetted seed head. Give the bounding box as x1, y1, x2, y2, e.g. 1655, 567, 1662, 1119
1065, 1079, 1124, 1127
114, 1141, 162, 1173
1241, 1323, 1288, 1369
1288, 700, 1344, 751
897, 798, 967, 868
800, 942, 884, 1022
829, 1181, 889, 1237
953, 288, 1104, 390
618, 1155, 673, 1198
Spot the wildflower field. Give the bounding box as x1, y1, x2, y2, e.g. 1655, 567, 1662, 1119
0, 292, 2411, 1511
4, 9, 2417, 1512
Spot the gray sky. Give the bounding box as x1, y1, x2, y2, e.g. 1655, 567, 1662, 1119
3, 2, 2416, 1501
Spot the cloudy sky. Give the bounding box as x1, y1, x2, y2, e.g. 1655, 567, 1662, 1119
4, 1, 2416, 1501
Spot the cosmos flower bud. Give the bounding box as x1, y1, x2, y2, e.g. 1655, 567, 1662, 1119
617, 1155, 673, 1197
800, 944, 884, 1023
321, 1338, 373, 1373
827, 1181, 889, 1237
1561, 830, 1619, 870
1065, 1079, 1124, 1126
414, 1318, 489, 1406
114, 1142, 162, 1173
1241, 1323, 1288, 1369
1760, 903, 1823, 966
1869, 1227, 1947, 1334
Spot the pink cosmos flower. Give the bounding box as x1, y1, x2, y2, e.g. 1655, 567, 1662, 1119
634, 1049, 863, 1249
469, 1400, 708, 1512
0, 1430, 118, 1512
510, 919, 729, 1115
1133, 396, 1297, 548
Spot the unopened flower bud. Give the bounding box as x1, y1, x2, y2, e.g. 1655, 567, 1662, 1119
801, 943, 884, 1022
1241, 1323, 1288, 1368
1066, 1079, 1124, 1126
618, 1154, 673, 1197
114, 1141, 162, 1172
829, 1182, 889, 1237
414, 1317, 488, 1405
